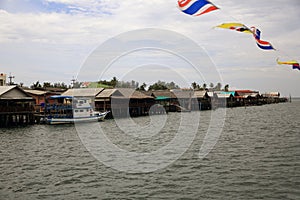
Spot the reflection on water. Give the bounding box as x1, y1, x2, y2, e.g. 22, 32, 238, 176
0, 102, 299, 199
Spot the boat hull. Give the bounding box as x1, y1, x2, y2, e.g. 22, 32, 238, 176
46, 112, 109, 125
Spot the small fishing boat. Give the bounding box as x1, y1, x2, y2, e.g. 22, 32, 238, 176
45, 96, 109, 125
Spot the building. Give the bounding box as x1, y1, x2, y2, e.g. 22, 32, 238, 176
261, 92, 281, 104
95, 88, 123, 112
62, 88, 154, 118
146, 90, 178, 112
0, 73, 6, 86
114, 88, 155, 117
235, 90, 261, 106
24, 89, 61, 112
0, 86, 35, 127
193, 90, 211, 110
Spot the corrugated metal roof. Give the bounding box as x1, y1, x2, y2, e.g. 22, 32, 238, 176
0, 86, 16, 96
118, 88, 153, 99
235, 90, 259, 97
149, 90, 177, 98
194, 90, 208, 98
62, 88, 104, 97
24, 89, 47, 96
172, 90, 194, 99
96, 89, 122, 98
0, 86, 33, 100
216, 94, 232, 98
242, 93, 260, 98
261, 92, 280, 98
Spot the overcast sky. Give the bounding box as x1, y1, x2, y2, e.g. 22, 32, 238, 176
0, 0, 299, 96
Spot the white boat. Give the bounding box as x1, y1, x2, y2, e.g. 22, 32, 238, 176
45, 97, 109, 125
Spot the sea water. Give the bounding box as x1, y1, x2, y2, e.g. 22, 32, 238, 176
0, 101, 299, 199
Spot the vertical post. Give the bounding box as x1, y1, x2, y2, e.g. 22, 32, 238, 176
8, 73, 15, 85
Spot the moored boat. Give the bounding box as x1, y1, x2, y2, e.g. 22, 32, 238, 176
45, 96, 109, 124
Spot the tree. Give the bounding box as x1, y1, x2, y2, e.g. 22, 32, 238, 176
31, 81, 42, 89
215, 82, 222, 91
148, 81, 167, 91
137, 83, 147, 91
224, 84, 229, 91
131, 80, 136, 88
148, 80, 180, 91
110, 77, 118, 88
209, 83, 214, 89
43, 82, 51, 88
191, 82, 197, 90
202, 83, 207, 90
168, 81, 178, 89
72, 81, 81, 88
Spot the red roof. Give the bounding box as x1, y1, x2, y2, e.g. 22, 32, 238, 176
234, 90, 254, 93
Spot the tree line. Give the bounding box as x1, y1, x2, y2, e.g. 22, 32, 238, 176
30, 77, 229, 91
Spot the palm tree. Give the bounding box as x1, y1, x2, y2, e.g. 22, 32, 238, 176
224, 84, 229, 91
191, 82, 197, 90
110, 77, 118, 88
137, 83, 147, 91
215, 82, 222, 91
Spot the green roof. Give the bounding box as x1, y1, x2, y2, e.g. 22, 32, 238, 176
155, 96, 171, 100
87, 82, 112, 89
220, 91, 235, 96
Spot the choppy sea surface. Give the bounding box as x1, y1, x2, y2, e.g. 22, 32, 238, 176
0, 101, 299, 199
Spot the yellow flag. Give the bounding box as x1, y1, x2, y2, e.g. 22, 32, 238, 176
216, 23, 252, 34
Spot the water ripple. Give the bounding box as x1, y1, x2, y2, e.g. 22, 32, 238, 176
0, 102, 299, 199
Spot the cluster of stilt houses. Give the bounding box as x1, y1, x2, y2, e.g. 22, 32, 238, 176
0, 85, 288, 127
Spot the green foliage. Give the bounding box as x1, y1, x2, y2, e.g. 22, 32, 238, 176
98, 77, 119, 88
136, 83, 147, 91
215, 83, 222, 91
224, 84, 229, 92
31, 81, 42, 89
30, 81, 68, 89
148, 80, 179, 91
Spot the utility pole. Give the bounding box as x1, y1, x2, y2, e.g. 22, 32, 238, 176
71, 76, 76, 88
8, 73, 15, 85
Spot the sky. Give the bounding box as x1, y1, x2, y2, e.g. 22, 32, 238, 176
0, 0, 299, 96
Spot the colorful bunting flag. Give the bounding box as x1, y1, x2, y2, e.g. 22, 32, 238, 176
216, 23, 252, 34
277, 58, 300, 70
178, 0, 219, 16
252, 27, 275, 50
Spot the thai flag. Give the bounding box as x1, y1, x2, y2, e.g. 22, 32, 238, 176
178, 0, 219, 16
252, 27, 275, 50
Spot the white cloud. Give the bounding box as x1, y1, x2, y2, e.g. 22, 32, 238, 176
0, 0, 299, 96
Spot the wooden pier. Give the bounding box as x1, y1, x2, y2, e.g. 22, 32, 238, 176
0, 112, 35, 127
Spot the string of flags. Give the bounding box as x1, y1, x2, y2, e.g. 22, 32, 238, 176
177, 0, 299, 72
